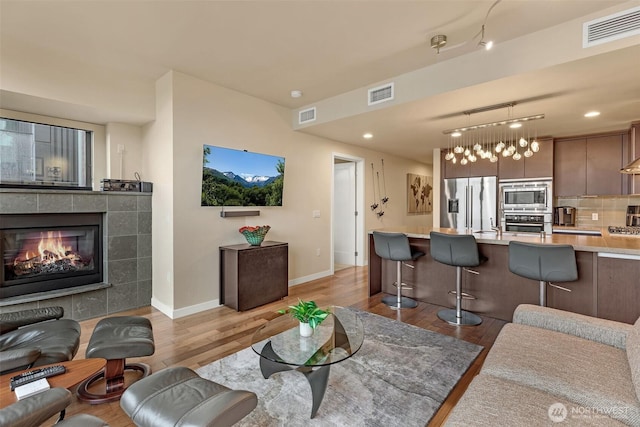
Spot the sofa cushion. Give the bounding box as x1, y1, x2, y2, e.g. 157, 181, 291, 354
445, 374, 626, 426
481, 323, 640, 426
513, 304, 632, 350
627, 317, 640, 402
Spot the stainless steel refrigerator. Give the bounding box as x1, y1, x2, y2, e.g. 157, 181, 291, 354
441, 176, 497, 232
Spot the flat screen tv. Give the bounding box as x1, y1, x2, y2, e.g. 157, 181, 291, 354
201, 145, 285, 206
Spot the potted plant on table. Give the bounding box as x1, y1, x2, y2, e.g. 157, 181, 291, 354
278, 299, 330, 337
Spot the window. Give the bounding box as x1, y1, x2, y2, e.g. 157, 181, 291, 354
0, 118, 92, 189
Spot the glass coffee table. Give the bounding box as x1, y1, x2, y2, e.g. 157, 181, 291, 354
251, 306, 364, 418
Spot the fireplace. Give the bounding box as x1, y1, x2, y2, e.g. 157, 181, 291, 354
0, 213, 103, 299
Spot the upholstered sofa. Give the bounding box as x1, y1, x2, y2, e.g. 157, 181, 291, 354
445, 304, 640, 426
0, 307, 81, 375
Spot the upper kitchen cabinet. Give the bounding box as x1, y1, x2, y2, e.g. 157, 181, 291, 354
498, 138, 553, 180
441, 150, 498, 179
554, 132, 626, 197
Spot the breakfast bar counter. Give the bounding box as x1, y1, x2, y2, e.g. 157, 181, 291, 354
368, 227, 640, 324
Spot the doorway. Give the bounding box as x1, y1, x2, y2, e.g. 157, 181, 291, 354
332, 154, 365, 272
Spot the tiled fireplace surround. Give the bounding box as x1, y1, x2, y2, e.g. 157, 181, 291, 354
0, 190, 152, 320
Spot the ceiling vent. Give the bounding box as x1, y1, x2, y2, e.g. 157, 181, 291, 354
298, 107, 316, 124
368, 83, 394, 106
583, 5, 640, 48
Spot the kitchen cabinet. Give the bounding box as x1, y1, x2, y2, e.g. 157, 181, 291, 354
499, 138, 553, 180
554, 132, 625, 196
597, 253, 640, 324
554, 138, 587, 197
441, 150, 497, 179
586, 134, 624, 195
220, 241, 288, 311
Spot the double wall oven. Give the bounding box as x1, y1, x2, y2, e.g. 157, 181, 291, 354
499, 179, 553, 234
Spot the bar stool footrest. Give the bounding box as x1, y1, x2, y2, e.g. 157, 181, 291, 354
447, 290, 477, 300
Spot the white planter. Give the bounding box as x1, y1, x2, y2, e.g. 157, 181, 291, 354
299, 322, 314, 337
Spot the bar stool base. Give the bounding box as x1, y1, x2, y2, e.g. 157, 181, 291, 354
382, 295, 418, 309
438, 308, 482, 326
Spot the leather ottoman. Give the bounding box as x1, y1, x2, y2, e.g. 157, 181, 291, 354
77, 316, 154, 404
120, 366, 258, 427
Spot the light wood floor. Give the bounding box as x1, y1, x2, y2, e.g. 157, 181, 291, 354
62, 266, 507, 426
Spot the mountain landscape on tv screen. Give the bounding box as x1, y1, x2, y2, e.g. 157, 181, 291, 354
201, 145, 285, 207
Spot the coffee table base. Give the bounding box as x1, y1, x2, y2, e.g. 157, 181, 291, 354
259, 341, 330, 419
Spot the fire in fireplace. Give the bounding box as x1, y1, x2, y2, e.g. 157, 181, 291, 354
1, 213, 103, 299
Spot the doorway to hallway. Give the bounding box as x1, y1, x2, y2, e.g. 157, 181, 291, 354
332, 154, 365, 272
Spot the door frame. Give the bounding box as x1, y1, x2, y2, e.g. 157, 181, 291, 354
331, 153, 365, 272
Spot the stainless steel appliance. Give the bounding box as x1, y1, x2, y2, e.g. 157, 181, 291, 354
500, 179, 552, 211
504, 213, 553, 233
554, 206, 576, 226
441, 176, 497, 231
627, 206, 640, 226
499, 179, 553, 233
608, 225, 640, 236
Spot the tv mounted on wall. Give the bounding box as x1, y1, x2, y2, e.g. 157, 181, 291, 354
201, 145, 285, 207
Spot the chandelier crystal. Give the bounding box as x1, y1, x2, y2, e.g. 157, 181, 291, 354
442, 102, 544, 167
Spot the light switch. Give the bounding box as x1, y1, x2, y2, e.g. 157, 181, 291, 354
592, 213, 599, 221
312, 210, 320, 218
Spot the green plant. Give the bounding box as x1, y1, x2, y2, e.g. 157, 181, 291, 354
278, 299, 330, 329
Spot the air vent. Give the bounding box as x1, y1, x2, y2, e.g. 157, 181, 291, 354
298, 107, 316, 124
583, 6, 640, 47
368, 83, 394, 106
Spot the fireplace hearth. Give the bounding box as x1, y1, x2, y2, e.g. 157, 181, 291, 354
1, 213, 103, 299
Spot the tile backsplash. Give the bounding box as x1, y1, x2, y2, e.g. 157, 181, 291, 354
556, 195, 640, 228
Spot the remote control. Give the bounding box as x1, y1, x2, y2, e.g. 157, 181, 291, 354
10, 365, 66, 391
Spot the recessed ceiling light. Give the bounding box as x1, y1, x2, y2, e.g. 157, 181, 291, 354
584, 111, 600, 118
363, 133, 373, 139
290, 90, 303, 98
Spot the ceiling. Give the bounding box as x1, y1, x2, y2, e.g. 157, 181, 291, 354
1, 0, 639, 164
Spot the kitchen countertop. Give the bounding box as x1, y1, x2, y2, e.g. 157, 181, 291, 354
370, 226, 640, 256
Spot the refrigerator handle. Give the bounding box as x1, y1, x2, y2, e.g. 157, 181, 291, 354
469, 185, 473, 230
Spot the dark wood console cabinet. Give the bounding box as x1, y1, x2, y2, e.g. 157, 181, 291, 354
220, 241, 288, 311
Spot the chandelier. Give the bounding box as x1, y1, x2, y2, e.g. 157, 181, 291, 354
442, 102, 545, 165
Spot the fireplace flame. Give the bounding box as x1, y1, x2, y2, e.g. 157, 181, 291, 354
37, 231, 72, 261
12, 231, 84, 275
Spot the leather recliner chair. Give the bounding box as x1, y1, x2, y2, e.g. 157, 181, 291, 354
0, 387, 108, 427
0, 306, 81, 375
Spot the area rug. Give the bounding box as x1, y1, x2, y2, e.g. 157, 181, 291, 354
196, 308, 483, 426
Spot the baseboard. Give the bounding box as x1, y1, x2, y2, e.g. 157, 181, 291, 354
288, 269, 333, 287
151, 296, 221, 319
151, 269, 335, 317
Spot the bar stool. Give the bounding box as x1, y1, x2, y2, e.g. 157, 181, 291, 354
508, 241, 578, 307
429, 231, 485, 326
372, 231, 425, 310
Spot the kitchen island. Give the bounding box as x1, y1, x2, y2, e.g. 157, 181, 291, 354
369, 227, 640, 324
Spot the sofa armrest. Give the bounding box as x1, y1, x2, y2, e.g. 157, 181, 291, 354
0, 387, 71, 427
513, 304, 632, 350
0, 348, 41, 375
0, 307, 64, 334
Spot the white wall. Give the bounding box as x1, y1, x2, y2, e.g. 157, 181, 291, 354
105, 123, 144, 180
147, 71, 432, 316
142, 73, 175, 313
